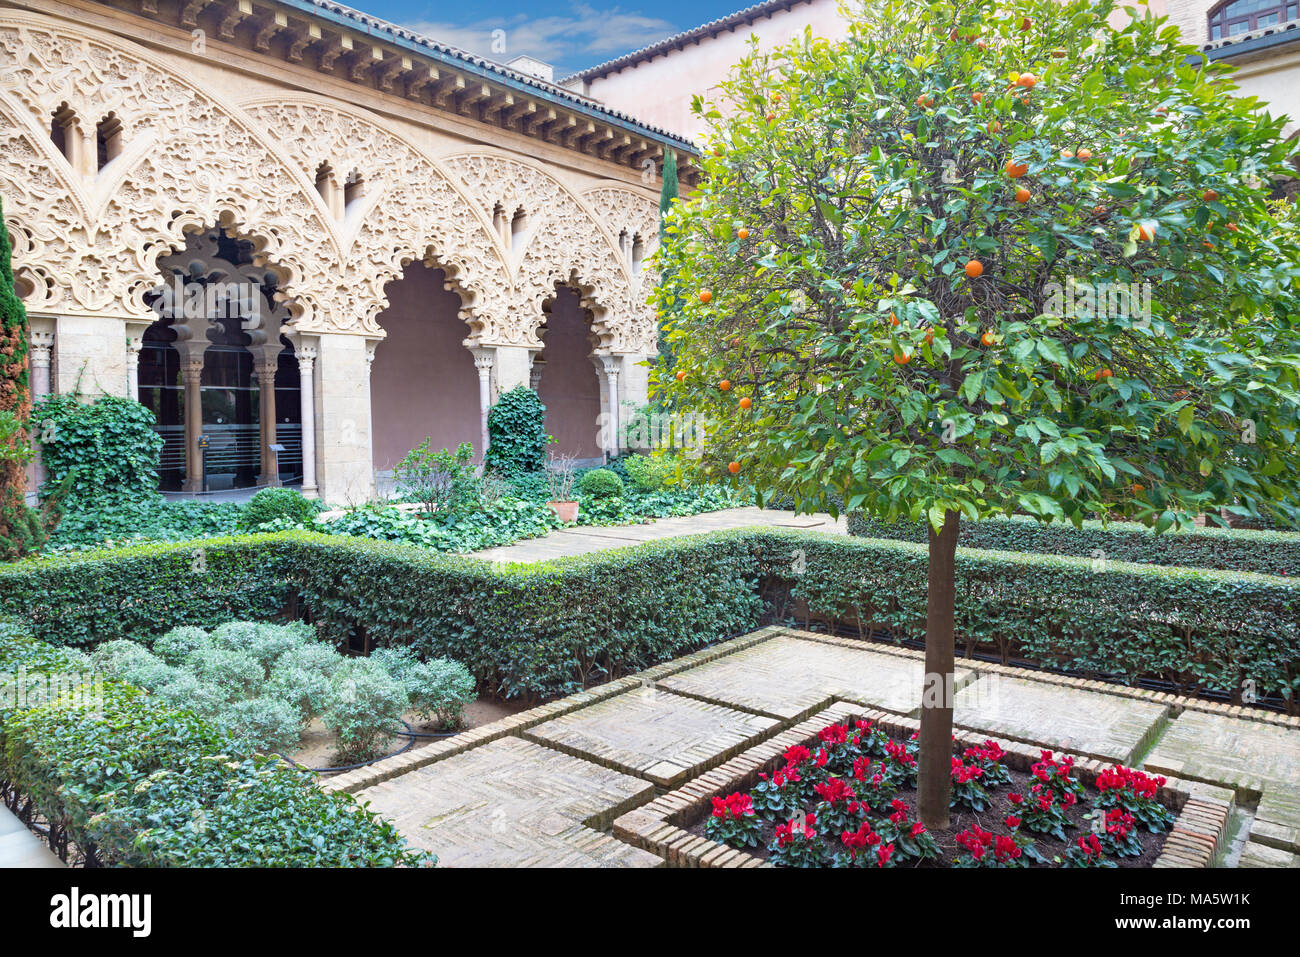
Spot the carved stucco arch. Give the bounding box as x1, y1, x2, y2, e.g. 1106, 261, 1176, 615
239, 97, 515, 341
441, 153, 660, 354
0, 12, 339, 325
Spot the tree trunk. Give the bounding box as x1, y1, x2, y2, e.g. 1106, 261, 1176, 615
917, 509, 960, 831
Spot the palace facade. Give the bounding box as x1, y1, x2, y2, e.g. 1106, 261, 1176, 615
2, 0, 697, 500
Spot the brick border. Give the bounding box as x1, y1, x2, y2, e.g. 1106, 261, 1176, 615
613, 702, 1230, 868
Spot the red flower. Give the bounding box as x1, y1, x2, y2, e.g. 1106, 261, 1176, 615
813, 777, 855, 805
1005, 815, 1021, 829
818, 723, 849, 746
1008, 792, 1024, 805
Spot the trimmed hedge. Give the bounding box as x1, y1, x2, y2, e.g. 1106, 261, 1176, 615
2, 527, 1296, 709
847, 512, 1300, 577
0, 624, 431, 867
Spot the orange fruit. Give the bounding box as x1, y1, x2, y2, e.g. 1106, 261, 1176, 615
1076, 148, 1092, 161
698, 289, 713, 303
893, 352, 911, 365
765, 112, 777, 122
1203, 240, 1215, 249
889, 311, 900, 327
1096, 368, 1113, 380
924, 328, 934, 344
981, 330, 996, 346
1226, 222, 1239, 232
675, 371, 686, 381
712, 147, 724, 157
737, 228, 750, 239
987, 120, 1002, 134
1136, 223, 1157, 242
739, 396, 752, 410
718, 379, 731, 391
1005, 159, 1028, 178
1015, 187, 1031, 203
971, 91, 984, 104
1017, 73, 1037, 89
1060, 149, 1075, 159
1093, 204, 1108, 217
727, 461, 740, 474
964, 259, 984, 278
1202, 189, 1218, 202
1132, 482, 1145, 495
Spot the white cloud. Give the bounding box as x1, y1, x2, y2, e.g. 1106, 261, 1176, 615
401, 3, 680, 73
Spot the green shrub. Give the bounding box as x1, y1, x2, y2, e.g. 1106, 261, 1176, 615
6, 527, 1297, 709
624, 454, 676, 492
187, 645, 264, 701
218, 696, 301, 754
846, 512, 1300, 577
240, 487, 320, 530
485, 386, 549, 475
373, 647, 475, 729
209, 620, 307, 673
395, 440, 478, 516
324, 658, 408, 763
266, 664, 332, 721
578, 468, 625, 501
89, 640, 176, 691
32, 394, 163, 507
151, 625, 212, 665
0, 637, 430, 867
45, 495, 243, 551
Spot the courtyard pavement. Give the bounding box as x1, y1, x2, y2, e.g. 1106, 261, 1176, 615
324, 626, 1300, 868
472, 506, 848, 563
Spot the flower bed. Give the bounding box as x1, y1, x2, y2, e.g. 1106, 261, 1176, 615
688, 719, 1173, 867
615, 704, 1228, 869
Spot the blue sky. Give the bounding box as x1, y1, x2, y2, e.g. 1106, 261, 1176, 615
353, 0, 746, 77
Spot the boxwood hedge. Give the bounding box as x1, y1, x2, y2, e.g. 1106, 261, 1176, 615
2, 527, 1296, 710
846, 512, 1300, 577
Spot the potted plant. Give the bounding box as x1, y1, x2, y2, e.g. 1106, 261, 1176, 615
544, 452, 579, 522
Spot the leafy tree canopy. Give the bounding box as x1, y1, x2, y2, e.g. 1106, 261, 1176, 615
655, 0, 1300, 534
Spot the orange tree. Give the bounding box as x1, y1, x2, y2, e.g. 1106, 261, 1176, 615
653, 0, 1300, 828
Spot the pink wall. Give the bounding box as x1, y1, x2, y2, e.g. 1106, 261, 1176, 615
370, 263, 481, 470
537, 286, 603, 460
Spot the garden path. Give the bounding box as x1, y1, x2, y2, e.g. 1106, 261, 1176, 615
471, 506, 848, 563
321, 626, 1300, 868
0, 804, 64, 868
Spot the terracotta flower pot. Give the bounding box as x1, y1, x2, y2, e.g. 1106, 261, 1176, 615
548, 501, 579, 523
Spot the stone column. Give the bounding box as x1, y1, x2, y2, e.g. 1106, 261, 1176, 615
125, 336, 143, 401
256, 360, 279, 487
600, 355, 621, 456
297, 345, 318, 498
182, 356, 204, 493
473, 349, 494, 461
29, 331, 54, 397
529, 356, 544, 391
364, 340, 378, 498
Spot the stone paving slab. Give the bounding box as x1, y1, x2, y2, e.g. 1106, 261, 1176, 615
952, 673, 1170, 766
1144, 709, 1300, 796
355, 737, 662, 868
1237, 842, 1300, 868
522, 686, 780, 787
0, 805, 63, 868
657, 632, 973, 719
474, 507, 846, 564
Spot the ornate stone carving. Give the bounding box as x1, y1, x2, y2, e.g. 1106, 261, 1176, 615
0, 10, 662, 355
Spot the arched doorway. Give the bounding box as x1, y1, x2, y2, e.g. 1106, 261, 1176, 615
139, 228, 300, 492
535, 283, 604, 464
369, 260, 480, 486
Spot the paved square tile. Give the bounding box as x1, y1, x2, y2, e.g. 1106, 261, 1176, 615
1144, 710, 1300, 794
952, 674, 1170, 765
355, 737, 661, 868
523, 686, 780, 786
657, 632, 973, 719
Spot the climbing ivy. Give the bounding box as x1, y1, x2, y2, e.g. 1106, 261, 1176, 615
484, 386, 549, 475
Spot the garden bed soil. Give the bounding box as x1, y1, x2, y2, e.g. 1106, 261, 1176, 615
684, 734, 1171, 868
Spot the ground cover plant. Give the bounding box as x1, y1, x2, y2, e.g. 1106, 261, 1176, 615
87, 621, 475, 763
654, 0, 1300, 826
693, 717, 1173, 867
0, 621, 432, 867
